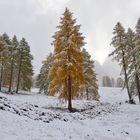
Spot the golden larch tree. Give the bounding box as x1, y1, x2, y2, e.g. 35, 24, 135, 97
48, 8, 85, 112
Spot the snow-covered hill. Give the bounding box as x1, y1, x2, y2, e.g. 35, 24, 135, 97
0, 87, 140, 140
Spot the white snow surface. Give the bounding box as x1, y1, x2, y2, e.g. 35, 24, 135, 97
0, 87, 140, 140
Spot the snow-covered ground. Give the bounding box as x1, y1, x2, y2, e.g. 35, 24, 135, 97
0, 87, 140, 140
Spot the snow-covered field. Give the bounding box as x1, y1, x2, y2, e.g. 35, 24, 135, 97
0, 87, 140, 140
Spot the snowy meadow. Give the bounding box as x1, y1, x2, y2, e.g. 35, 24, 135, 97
0, 87, 140, 140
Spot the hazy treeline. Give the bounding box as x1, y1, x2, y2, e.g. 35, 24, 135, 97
102, 76, 123, 88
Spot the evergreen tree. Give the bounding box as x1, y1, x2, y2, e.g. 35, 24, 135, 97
16, 38, 33, 93
2, 33, 11, 88
0, 36, 6, 91
37, 53, 52, 94
8, 35, 19, 92
0, 33, 33, 93
109, 22, 134, 103
48, 8, 85, 112
135, 18, 140, 103
125, 28, 139, 97
82, 48, 99, 100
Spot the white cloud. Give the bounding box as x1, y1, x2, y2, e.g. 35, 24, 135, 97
37, 0, 69, 13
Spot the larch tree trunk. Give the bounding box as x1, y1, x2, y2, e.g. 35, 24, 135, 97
86, 87, 89, 100
68, 75, 72, 112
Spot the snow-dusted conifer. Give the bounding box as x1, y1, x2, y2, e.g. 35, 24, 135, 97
11, 35, 19, 89
82, 48, 99, 100
8, 35, 19, 92
134, 18, 140, 103
109, 22, 134, 103
2, 33, 11, 88
125, 28, 139, 97
0, 36, 6, 91
16, 38, 33, 93
37, 53, 52, 94
48, 8, 85, 111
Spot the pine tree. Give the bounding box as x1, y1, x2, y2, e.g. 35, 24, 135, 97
0, 36, 6, 91
109, 22, 135, 103
1, 33, 11, 88
37, 53, 52, 94
48, 8, 85, 112
8, 35, 19, 93
135, 18, 140, 103
125, 28, 139, 96
16, 38, 33, 93
82, 48, 99, 100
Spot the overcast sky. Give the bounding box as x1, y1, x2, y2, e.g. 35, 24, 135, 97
0, 0, 140, 74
